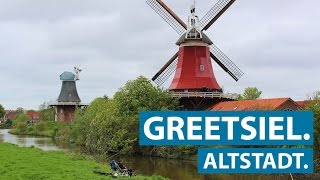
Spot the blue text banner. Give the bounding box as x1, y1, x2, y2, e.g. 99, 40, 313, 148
198, 148, 313, 174
139, 111, 313, 146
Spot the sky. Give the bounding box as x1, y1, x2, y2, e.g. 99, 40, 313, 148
0, 0, 319, 110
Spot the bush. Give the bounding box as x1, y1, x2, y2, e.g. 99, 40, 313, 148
0, 119, 12, 129
69, 98, 126, 155
68, 76, 183, 158
11, 113, 58, 137
38, 103, 55, 121
113, 76, 179, 155
13, 114, 31, 127
35, 121, 46, 132
304, 91, 320, 172
16, 122, 27, 133
55, 122, 70, 141
27, 126, 34, 133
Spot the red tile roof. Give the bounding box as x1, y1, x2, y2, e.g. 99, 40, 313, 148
210, 98, 300, 111
295, 100, 313, 109
5, 111, 17, 120
26, 111, 40, 120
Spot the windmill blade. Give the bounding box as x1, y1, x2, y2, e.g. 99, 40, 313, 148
152, 52, 178, 86
146, 0, 187, 35
210, 43, 243, 81
200, 0, 236, 31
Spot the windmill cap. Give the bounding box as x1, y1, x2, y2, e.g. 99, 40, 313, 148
60, 71, 76, 81
176, 32, 213, 46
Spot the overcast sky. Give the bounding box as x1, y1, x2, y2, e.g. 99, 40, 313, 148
0, 0, 319, 110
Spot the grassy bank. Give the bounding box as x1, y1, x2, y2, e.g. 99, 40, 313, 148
0, 143, 166, 180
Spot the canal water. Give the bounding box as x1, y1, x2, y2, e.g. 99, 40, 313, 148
0, 129, 65, 151
0, 129, 284, 180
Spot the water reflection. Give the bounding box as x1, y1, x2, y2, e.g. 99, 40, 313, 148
0, 129, 65, 151
120, 156, 286, 180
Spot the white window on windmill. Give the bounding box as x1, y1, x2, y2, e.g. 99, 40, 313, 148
200, 64, 205, 72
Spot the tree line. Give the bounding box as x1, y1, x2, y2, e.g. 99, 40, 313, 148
4, 77, 320, 169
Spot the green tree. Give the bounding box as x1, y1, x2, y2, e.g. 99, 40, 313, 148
70, 76, 180, 157
305, 91, 320, 171
69, 98, 132, 155
38, 102, 55, 121
16, 107, 25, 116
13, 114, 31, 124
114, 76, 179, 115
114, 76, 179, 155
0, 104, 5, 118
239, 87, 262, 100
13, 114, 31, 133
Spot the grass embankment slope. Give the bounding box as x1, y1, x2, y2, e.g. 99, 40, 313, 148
0, 143, 166, 180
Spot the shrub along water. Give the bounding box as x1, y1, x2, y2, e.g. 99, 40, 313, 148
11, 114, 31, 134
67, 76, 198, 159
0, 119, 12, 129
11, 116, 56, 137
10, 103, 64, 137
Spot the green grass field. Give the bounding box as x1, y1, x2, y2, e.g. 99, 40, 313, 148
0, 143, 166, 180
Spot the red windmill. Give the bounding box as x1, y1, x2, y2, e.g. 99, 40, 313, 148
146, 0, 243, 110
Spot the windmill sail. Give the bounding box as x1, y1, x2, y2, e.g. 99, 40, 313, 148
146, 0, 187, 35
210, 43, 243, 81
147, 0, 243, 86
152, 52, 178, 86
200, 0, 236, 31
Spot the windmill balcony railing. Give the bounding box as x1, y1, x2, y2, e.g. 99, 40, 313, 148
171, 91, 239, 100
48, 101, 89, 106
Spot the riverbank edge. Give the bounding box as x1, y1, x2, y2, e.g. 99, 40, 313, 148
9, 128, 199, 160
0, 142, 167, 180
9, 128, 54, 138
7, 129, 320, 179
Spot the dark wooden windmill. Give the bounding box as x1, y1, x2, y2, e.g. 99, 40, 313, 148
146, 0, 243, 110
50, 67, 87, 121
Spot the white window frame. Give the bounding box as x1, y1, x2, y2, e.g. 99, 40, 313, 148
200, 64, 205, 72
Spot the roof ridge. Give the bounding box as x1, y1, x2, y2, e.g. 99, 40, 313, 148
239, 97, 290, 101
210, 97, 296, 111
